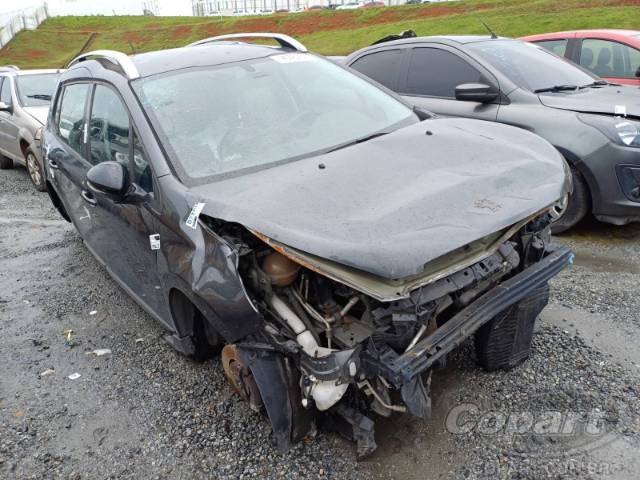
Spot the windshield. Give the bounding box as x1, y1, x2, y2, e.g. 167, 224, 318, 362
16, 73, 60, 107
467, 40, 596, 92
133, 53, 415, 182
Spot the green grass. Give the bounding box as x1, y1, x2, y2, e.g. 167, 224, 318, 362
1, 0, 639, 68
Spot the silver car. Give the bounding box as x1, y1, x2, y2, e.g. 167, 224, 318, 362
0, 67, 62, 191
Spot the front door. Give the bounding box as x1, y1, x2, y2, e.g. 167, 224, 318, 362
84, 83, 170, 322
576, 38, 640, 86
399, 46, 501, 121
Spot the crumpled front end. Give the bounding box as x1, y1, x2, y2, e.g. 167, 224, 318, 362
200, 207, 573, 458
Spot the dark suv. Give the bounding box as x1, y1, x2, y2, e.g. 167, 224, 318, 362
346, 35, 640, 232
43, 34, 572, 457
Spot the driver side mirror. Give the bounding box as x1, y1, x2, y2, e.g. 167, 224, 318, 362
0, 101, 12, 113
455, 83, 499, 103
86, 161, 130, 199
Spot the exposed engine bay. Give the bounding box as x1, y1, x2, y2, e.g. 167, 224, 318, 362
201, 212, 568, 458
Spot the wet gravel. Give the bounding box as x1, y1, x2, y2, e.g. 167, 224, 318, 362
1, 166, 639, 479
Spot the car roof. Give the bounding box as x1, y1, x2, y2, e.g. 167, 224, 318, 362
129, 43, 293, 78
362, 35, 508, 48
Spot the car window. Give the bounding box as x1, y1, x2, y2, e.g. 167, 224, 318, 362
468, 40, 595, 92
134, 53, 415, 183
349, 49, 404, 89
405, 47, 483, 98
58, 83, 90, 156
15, 73, 60, 107
0, 77, 12, 106
534, 39, 568, 57
89, 85, 131, 167
580, 39, 640, 79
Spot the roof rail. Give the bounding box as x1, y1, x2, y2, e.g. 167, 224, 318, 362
187, 33, 307, 53
0, 65, 20, 71
67, 50, 140, 80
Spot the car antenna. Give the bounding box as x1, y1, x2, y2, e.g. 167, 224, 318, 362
480, 21, 498, 39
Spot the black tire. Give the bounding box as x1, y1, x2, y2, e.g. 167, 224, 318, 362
551, 165, 590, 234
25, 149, 46, 192
0, 154, 13, 170
191, 309, 223, 361
474, 283, 549, 371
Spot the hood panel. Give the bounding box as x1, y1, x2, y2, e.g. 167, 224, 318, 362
191, 118, 566, 279
23, 106, 49, 125
538, 85, 640, 118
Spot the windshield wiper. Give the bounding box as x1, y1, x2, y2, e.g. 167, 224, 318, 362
533, 84, 578, 94
326, 132, 389, 153
579, 80, 608, 89
26, 94, 52, 100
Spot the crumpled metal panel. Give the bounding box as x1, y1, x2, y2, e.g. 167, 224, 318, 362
188, 118, 567, 279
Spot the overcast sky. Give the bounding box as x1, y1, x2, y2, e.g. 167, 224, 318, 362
1, 0, 193, 17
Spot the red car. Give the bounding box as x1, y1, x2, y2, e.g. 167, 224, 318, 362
521, 30, 640, 86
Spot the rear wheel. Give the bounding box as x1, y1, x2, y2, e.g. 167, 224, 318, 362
26, 150, 46, 192
551, 165, 590, 234
474, 283, 549, 371
0, 154, 12, 170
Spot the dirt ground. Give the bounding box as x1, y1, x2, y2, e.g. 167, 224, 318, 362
1, 165, 639, 479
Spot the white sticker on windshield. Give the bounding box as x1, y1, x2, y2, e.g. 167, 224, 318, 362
272, 53, 315, 64
615, 105, 627, 116
186, 202, 205, 229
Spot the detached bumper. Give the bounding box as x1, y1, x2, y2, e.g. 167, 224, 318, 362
381, 245, 574, 383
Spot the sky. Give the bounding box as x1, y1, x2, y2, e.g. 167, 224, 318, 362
0, 0, 193, 17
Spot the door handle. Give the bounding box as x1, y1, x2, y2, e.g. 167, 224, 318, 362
48, 158, 59, 169
81, 189, 97, 206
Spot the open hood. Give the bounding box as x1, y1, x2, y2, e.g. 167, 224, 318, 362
189, 118, 567, 279
538, 84, 640, 119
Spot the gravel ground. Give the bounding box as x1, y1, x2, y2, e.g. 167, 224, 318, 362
1, 165, 639, 479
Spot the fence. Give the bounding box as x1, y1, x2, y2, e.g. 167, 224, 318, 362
0, 4, 49, 49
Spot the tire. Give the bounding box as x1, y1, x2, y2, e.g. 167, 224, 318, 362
550, 165, 590, 234
25, 149, 46, 192
0, 154, 13, 170
474, 283, 549, 371
191, 309, 223, 361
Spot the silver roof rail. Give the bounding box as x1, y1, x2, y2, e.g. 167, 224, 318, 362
67, 50, 140, 80
188, 33, 307, 53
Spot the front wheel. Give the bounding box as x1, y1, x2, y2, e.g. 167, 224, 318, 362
550, 165, 590, 234
26, 150, 46, 192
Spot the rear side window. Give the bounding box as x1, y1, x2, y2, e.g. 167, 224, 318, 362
350, 49, 404, 89
0, 77, 12, 106
58, 84, 90, 156
533, 39, 568, 57
89, 85, 130, 167
580, 38, 640, 79
405, 48, 483, 98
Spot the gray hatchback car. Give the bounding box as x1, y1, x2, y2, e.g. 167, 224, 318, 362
0, 66, 62, 191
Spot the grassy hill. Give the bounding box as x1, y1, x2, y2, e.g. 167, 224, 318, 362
2, 0, 639, 68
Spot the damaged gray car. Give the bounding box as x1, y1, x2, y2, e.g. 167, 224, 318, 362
43, 34, 574, 457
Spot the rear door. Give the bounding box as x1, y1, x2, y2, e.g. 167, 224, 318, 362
0, 76, 21, 160
46, 82, 93, 238
398, 45, 501, 121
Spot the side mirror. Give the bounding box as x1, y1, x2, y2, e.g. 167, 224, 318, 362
454, 83, 499, 103
0, 101, 12, 113
86, 161, 129, 198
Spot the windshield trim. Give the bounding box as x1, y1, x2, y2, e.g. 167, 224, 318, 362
132, 56, 418, 187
